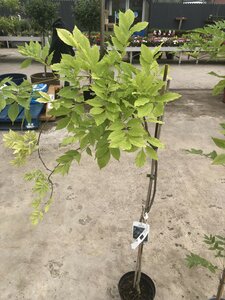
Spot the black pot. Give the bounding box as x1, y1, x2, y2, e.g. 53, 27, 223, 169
83, 89, 95, 101
118, 271, 156, 300
0, 73, 27, 85
166, 52, 174, 60
30, 72, 60, 86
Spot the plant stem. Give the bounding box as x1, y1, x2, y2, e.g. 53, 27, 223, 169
133, 65, 169, 292
216, 268, 225, 300
100, 0, 105, 58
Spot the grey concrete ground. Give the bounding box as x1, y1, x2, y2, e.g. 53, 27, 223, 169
0, 48, 225, 300
1, 48, 225, 89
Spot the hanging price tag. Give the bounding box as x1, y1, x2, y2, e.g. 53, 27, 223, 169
131, 221, 150, 250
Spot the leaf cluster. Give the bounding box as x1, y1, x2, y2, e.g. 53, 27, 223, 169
185, 124, 225, 165
18, 41, 53, 68
0, 78, 34, 122
0, 10, 181, 221
43, 10, 179, 172
182, 21, 225, 96
186, 234, 225, 274
3, 130, 38, 166
24, 169, 53, 225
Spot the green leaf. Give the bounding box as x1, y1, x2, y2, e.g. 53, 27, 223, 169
110, 148, 120, 161
209, 71, 225, 79
146, 146, 158, 160
111, 37, 125, 52
108, 121, 124, 131
137, 103, 153, 118
140, 44, 153, 63
86, 98, 103, 107
61, 136, 78, 146
0, 98, 6, 112
212, 79, 225, 96
186, 253, 218, 273
90, 107, 104, 115
135, 149, 146, 167
148, 137, 164, 149
57, 28, 77, 47
134, 97, 150, 107
94, 112, 106, 126
20, 58, 32, 68
130, 22, 148, 34
212, 154, 225, 165
108, 130, 125, 142
153, 103, 164, 117
97, 150, 110, 169
159, 92, 181, 103
56, 117, 70, 130
129, 136, 146, 148
212, 137, 225, 149
185, 148, 203, 155
8, 102, 19, 122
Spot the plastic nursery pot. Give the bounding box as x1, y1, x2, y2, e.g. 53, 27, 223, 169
83, 88, 95, 101
166, 52, 175, 60
118, 271, 156, 300
0, 73, 27, 85
30, 72, 60, 86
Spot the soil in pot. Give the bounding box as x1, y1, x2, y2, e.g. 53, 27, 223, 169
30, 72, 60, 85
0, 73, 27, 85
118, 271, 156, 300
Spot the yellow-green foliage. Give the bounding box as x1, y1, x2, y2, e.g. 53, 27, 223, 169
3, 130, 38, 166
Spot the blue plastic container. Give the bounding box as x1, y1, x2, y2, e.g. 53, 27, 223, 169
30, 83, 48, 103
0, 73, 27, 85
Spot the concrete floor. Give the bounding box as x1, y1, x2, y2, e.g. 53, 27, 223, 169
1, 48, 225, 90
0, 48, 225, 300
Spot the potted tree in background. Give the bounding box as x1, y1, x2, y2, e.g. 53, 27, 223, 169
73, 0, 101, 43
1, 10, 180, 299
24, 0, 58, 84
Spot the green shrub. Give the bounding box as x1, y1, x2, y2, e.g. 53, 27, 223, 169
25, 0, 58, 36
73, 0, 101, 39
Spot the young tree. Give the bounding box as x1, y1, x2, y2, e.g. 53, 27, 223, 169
73, 0, 101, 41
25, 0, 58, 43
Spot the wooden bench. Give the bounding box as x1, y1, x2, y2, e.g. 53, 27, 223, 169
0, 36, 48, 48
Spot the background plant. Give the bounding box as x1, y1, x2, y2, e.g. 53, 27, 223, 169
183, 21, 225, 96
0, 0, 21, 16
24, 0, 58, 42
186, 234, 225, 300
73, 0, 101, 41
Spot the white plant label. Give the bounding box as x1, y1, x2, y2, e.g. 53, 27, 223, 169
131, 221, 150, 250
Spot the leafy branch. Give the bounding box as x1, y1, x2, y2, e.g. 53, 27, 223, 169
186, 234, 225, 273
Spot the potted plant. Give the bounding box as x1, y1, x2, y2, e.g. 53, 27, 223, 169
24, 0, 58, 84
186, 234, 225, 300
182, 21, 225, 101
0, 10, 180, 299
73, 0, 101, 43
